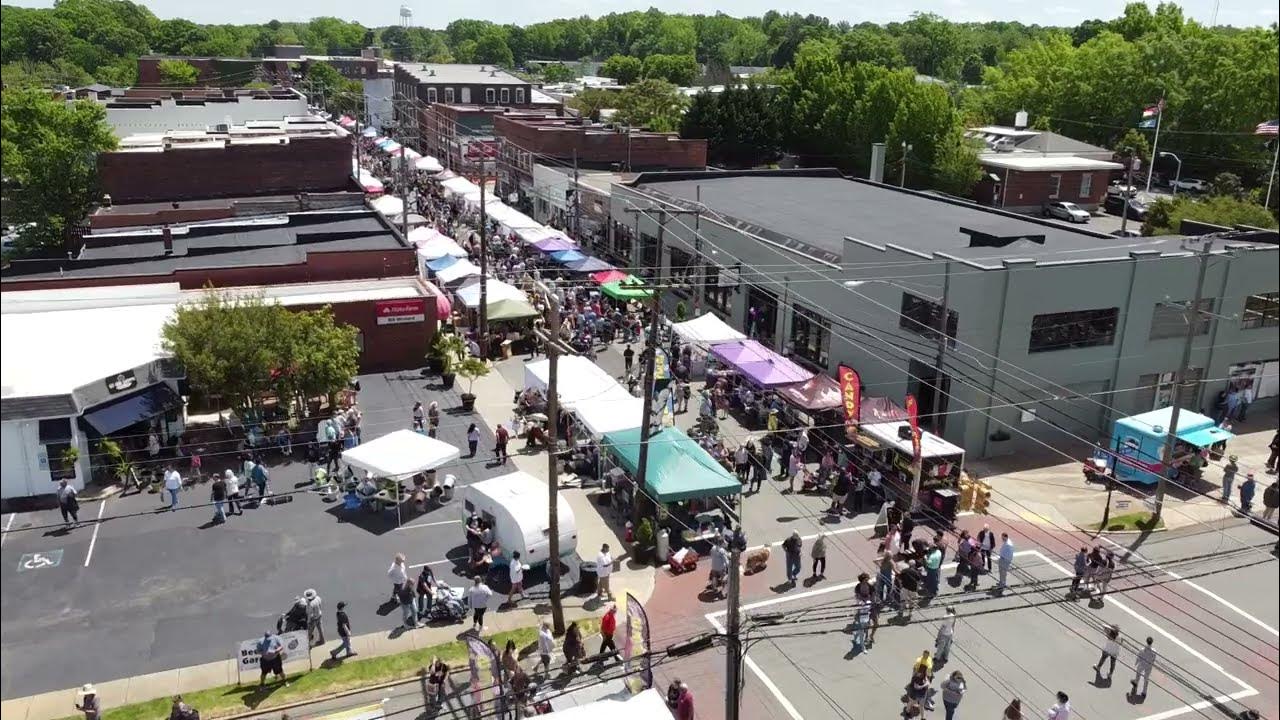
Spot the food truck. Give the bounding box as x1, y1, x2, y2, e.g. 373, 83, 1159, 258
1108, 407, 1234, 484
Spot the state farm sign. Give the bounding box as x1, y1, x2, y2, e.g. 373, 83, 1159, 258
375, 298, 426, 326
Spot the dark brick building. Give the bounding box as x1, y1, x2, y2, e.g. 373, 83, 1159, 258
975, 155, 1123, 214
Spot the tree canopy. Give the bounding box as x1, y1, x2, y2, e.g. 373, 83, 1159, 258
0, 88, 117, 253
600, 54, 643, 84
156, 58, 198, 84
613, 79, 687, 133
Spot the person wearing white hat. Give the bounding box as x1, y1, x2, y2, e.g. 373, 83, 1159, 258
303, 588, 323, 646
74, 684, 100, 720
224, 470, 242, 516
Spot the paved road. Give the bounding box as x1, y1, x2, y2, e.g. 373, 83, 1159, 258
0, 370, 514, 699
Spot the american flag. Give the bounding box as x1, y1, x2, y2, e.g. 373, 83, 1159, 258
1255, 120, 1279, 136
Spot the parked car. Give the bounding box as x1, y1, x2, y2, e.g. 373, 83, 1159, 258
1107, 182, 1139, 197
1172, 178, 1209, 193
1103, 194, 1149, 220
1043, 201, 1091, 223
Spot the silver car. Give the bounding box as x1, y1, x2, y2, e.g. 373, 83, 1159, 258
1044, 201, 1091, 223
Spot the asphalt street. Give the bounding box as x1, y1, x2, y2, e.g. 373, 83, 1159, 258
0, 370, 513, 699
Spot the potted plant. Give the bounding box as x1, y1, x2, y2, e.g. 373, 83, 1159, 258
97, 439, 140, 492
433, 333, 466, 389
675, 301, 687, 322
455, 357, 490, 412
633, 517, 656, 565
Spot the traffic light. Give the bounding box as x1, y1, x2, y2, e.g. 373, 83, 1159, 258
973, 487, 991, 514
958, 480, 977, 511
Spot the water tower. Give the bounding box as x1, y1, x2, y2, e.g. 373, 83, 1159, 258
399, 5, 412, 27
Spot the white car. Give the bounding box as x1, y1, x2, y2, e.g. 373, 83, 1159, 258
1044, 201, 1091, 223
1173, 178, 1209, 193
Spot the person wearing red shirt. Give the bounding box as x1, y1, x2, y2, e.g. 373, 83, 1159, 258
599, 604, 619, 658
675, 683, 695, 720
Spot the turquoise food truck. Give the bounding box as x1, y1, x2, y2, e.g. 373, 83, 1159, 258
1108, 407, 1234, 484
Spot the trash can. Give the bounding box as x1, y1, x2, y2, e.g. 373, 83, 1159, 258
578, 561, 598, 594
656, 528, 670, 563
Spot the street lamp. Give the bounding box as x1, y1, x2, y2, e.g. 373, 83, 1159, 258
900, 141, 913, 187
1160, 151, 1183, 196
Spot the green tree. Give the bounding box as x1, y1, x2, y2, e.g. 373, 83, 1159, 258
601, 54, 643, 84
896, 12, 969, 80
681, 84, 781, 168
306, 62, 363, 118
541, 62, 576, 83
930, 128, 984, 196
0, 89, 117, 254
1142, 194, 1278, 235
837, 28, 906, 68
472, 31, 514, 67
1208, 172, 1244, 199
1112, 128, 1151, 164
568, 88, 614, 121
157, 58, 199, 85
614, 78, 687, 133
641, 53, 699, 85
152, 19, 209, 55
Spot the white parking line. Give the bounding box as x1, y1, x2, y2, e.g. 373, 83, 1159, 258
408, 559, 457, 569
1099, 536, 1279, 638
394, 519, 461, 531
1, 512, 15, 546
83, 500, 107, 567
707, 614, 805, 720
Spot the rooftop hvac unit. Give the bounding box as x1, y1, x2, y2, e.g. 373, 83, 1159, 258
214, 123, 230, 133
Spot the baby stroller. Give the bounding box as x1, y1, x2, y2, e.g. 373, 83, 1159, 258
426, 580, 468, 623
850, 602, 872, 651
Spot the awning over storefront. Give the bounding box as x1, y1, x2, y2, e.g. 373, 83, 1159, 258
709, 339, 814, 387
81, 383, 182, 436
777, 373, 842, 411
672, 313, 746, 348
602, 426, 740, 502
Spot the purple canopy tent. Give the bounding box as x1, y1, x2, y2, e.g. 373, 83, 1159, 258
532, 236, 577, 252
708, 339, 814, 387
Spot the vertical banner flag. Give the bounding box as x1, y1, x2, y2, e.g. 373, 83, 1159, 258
466, 636, 499, 711
837, 365, 862, 432
623, 592, 653, 694
905, 393, 922, 464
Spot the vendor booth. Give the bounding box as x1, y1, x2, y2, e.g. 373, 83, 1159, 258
524, 356, 624, 411
340, 429, 461, 526
414, 155, 443, 173
565, 256, 615, 273
370, 195, 404, 217
433, 258, 482, 285
672, 314, 747, 349
853, 421, 966, 518
601, 276, 653, 301
708, 340, 814, 387
1108, 407, 1234, 484
460, 470, 577, 570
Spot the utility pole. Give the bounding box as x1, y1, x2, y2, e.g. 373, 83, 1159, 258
535, 282, 567, 635
1144, 93, 1165, 193
479, 168, 490, 358
392, 94, 411, 241
572, 150, 582, 246
353, 91, 363, 178
932, 261, 952, 436
724, 543, 743, 720
1119, 152, 1137, 236
1155, 238, 1215, 521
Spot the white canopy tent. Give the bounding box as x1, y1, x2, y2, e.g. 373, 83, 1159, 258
414, 155, 444, 173
434, 258, 482, 284
861, 422, 966, 460
341, 429, 461, 526
413, 234, 469, 260
485, 202, 541, 230
672, 313, 747, 348
455, 277, 528, 307
514, 226, 572, 245
524, 356, 626, 411
540, 689, 668, 719
573, 392, 645, 436
370, 195, 404, 216
440, 176, 481, 198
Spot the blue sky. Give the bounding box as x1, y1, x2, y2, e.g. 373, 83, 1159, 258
8, 0, 1277, 30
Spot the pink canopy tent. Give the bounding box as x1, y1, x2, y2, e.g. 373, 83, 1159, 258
532, 236, 577, 252
591, 269, 629, 285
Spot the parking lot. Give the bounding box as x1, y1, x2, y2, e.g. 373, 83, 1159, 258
0, 370, 510, 699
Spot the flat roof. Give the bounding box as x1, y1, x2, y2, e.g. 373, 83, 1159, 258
979, 154, 1122, 172
400, 63, 528, 86
2, 212, 404, 282
626, 170, 1270, 266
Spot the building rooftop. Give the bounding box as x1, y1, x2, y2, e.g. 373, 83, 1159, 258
626, 170, 1274, 268
400, 63, 528, 86
2, 211, 404, 283
978, 155, 1122, 172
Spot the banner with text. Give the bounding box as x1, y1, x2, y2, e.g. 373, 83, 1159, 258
838, 364, 861, 432
623, 592, 653, 694
236, 630, 308, 673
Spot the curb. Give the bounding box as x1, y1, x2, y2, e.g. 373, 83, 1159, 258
221, 671, 425, 720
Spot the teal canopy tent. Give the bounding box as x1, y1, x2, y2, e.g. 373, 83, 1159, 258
602, 426, 740, 502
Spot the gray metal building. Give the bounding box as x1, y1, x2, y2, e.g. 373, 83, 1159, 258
606, 169, 1279, 459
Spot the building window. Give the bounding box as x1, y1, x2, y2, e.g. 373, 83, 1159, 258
1135, 368, 1204, 412
899, 293, 957, 345
791, 303, 831, 367
460, 87, 471, 103
746, 286, 779, 347
704, 264, 733, 315
1241, 292, 1279, 329
669, 246, 695, 293
1079, 173, 1093, 198
1149, 298, 1214, 340
500, 87, 510, 103
427, 87, 438, 103
444, 87, 454, 103
1028, 307, 1119, 353
516, 88, 525, 104
1049, 174, 1061, 199
485, 88, 496, 104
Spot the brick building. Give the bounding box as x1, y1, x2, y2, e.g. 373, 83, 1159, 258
136, 55, 293, 86
420, 104, 564, 178
975, 155, 1123, 214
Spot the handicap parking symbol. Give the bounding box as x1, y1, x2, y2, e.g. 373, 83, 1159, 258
18, 549, 64, 572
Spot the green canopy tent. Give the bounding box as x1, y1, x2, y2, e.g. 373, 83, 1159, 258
601, 426, 740, 502
487, 297, 539, 320
600, 275, 654, 301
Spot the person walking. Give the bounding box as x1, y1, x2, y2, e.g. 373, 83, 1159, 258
760, 440, 775, 481
898, 561, 922, 618
940, 670, 966, 720
786, 448, 803, 494
599, 604, 619, 658
467, 576, 492, 632
508, 551, 525, 606
415, 566, 436, 620
163, 464, 183, 510
303, 588, 324, 646
256, 631, 288, 687
56, 479, 80, 528
734, 443, 750, 484
953, 531, 973, 583
595, 544, 613, 600
748, 443, 766, 494
830, 471, 850, 516
466, 423, 481, 458
977, 525, 996, 572
1047, 691, 1070, 720
329, 601, 356, 660
782, 530, 803, 585
934, 606, 957, 664
210, 472, 227, 524
810, 533, 828, 579
412, 401, 425, 432
397, 580, 419, 629
1263, 480, 1279, 521
1267, 432, 1279, 474
1239, 473, 1257, 515
74, 684, 101, 720
494, 424, 510, 465
1222, 455, 1239, 503
1002, 699, 1022, 719
1093, 624, 1120, 680
562, 622, 584, 673
924, 543, 943, 597
997, 533, 1015, 590
535, 621, 555, 676
909, 650, 935, 711
224, 469, 242, 515
250, 458, 269, 499
388, 553, 409, 602
1095, 551, 1116, 598
1070, 547, 1088, 596
1131, 637, 1157, 697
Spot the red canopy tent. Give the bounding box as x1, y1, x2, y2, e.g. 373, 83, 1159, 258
590, 269, 629, 285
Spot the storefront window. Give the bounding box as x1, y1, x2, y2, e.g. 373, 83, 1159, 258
704, 264, 733, 315
639, 233, 659, 278
669, 246, 695, 297
1028, 307, 1119, 353
746, 286, 779, 347
791, 303, 831, 367
900, 293, 957, 345
1241, 292, 1279, 329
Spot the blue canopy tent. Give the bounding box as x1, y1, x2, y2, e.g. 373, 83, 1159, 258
425, 254, 459, 273
566, 256, 615, 273
549, 249, 587, 264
